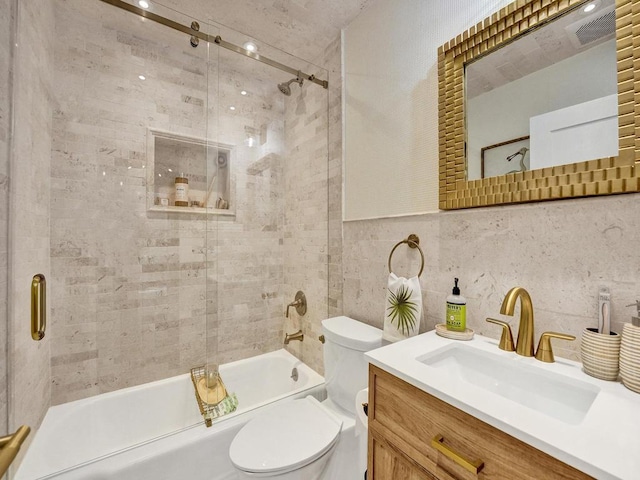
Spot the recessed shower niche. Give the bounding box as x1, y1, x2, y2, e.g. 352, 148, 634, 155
146, 128, 234, 215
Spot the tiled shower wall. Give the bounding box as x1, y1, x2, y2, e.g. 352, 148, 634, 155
49, 0, 316, 403
281, 51, 332, 374
205, 46, 289, 365
9, 0, 54, 435
282, 35, 342, 375
0, 0, 12, 437
49, 0, 212, 404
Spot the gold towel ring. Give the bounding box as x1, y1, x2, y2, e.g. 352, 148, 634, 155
388, 234, 424, 278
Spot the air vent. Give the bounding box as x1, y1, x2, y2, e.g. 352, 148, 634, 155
566, 6, 616, 48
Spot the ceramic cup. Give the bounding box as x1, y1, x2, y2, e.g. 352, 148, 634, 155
580, 327, 621, 381
620, 323, 640, 393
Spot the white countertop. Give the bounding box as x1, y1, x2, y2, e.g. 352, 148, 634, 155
365, 331, 640, 480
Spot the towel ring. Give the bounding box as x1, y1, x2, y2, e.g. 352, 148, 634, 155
388, 234, 424, 278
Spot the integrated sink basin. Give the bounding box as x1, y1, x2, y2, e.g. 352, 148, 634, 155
417, 344, 600, 425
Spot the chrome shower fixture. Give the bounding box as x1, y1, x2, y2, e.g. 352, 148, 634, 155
190, 21, 200, 48
277, 71, 304, 96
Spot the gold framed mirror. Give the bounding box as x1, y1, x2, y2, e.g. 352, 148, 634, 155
438, 0, 640, 210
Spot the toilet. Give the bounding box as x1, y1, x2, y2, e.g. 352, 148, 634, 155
229, 316, 383, 479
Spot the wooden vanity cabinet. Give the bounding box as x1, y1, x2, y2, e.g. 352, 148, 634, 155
367, 365, 593, 480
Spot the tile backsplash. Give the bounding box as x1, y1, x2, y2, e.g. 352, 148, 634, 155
343, 193, 640, 361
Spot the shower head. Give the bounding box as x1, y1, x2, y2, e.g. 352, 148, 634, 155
277, 73, 304, 96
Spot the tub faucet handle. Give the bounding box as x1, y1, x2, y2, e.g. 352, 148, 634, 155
285, 291, 307, 317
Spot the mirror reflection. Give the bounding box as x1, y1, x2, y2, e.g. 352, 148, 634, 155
466, 0, 617, 181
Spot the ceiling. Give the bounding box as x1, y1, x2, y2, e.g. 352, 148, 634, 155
156, 0, 374, 63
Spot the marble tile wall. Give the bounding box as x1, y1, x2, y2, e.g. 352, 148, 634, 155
281, 36, 343, 375
343, 194, 640, 361
323, 36, 344, 322
49, 0, 212, 404
8, 0, 54, 441
0, 0, 12, 437
205, 46, 289, 366
7, 0, 337, 412
49, 0, 314, 403
281, 55, 331, 374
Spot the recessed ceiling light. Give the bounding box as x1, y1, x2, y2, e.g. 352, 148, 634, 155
138, 1, 150, 9
582, 1, 600, 13
229, 106, 236, 111
138, 75, 146, 80
241, 90, 247, 96
243, 42, 257, 52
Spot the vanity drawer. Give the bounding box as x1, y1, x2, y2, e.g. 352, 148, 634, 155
368, 365, 593, 480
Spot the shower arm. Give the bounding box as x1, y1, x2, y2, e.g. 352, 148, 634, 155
97, 0, 328, 90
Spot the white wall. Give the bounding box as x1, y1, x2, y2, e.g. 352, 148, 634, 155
343, 0, 513, 219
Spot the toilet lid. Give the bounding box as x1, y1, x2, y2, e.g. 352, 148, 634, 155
229, 396, 342, 474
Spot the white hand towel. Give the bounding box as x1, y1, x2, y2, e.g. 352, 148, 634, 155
383, 273, 422, 342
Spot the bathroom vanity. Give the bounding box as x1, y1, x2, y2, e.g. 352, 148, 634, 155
365, 332, 640, 480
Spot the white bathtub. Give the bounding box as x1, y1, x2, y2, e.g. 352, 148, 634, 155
16, 349, 325, 480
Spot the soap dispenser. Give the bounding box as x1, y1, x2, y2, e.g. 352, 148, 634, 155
446, 278, 466, 332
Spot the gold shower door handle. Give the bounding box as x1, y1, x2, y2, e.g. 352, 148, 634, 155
0, 425, 31, 477
431, 434, 484, 474
31, 274, 46, 340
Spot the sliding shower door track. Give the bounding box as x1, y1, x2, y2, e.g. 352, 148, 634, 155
98, 0, 328, 89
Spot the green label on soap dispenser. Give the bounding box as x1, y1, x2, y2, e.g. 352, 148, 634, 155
446, 303, 466, 331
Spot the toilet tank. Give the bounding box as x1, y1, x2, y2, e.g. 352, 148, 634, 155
322, 316, 383, 415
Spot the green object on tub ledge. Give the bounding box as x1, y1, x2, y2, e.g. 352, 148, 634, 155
204, 394, 238, 426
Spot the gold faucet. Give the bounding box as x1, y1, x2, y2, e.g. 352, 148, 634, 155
284, 330, 304, 345
488, 287, 576, 362
500, 287, 535, 357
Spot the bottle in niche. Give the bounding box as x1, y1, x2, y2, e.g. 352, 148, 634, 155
175, 175, 189, 206
446, 278, 467, 332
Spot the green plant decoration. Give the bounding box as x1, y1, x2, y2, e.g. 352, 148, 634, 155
387, 285, 418, 335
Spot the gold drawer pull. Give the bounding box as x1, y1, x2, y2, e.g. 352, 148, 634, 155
431, 434, 484, 474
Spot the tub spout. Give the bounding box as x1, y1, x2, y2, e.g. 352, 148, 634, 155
284, 330, 304, 345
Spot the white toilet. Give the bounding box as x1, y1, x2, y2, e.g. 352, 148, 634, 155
229, 316, 383, 479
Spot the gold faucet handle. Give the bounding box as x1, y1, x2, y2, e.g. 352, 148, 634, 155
535, 331, 576, 363
485, 318, 515, 352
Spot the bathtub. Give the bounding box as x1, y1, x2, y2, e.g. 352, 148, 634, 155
16, 349, 325, 480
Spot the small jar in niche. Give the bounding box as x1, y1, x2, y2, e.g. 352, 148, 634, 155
174, 175, 189, 206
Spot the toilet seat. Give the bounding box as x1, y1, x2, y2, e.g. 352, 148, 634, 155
229, 396, 342, 475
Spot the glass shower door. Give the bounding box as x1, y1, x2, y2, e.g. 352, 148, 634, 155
9, 1, 217, 477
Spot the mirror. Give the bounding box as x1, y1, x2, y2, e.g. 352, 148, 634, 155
466, 0, 617, 180
438, 0, 640, 210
